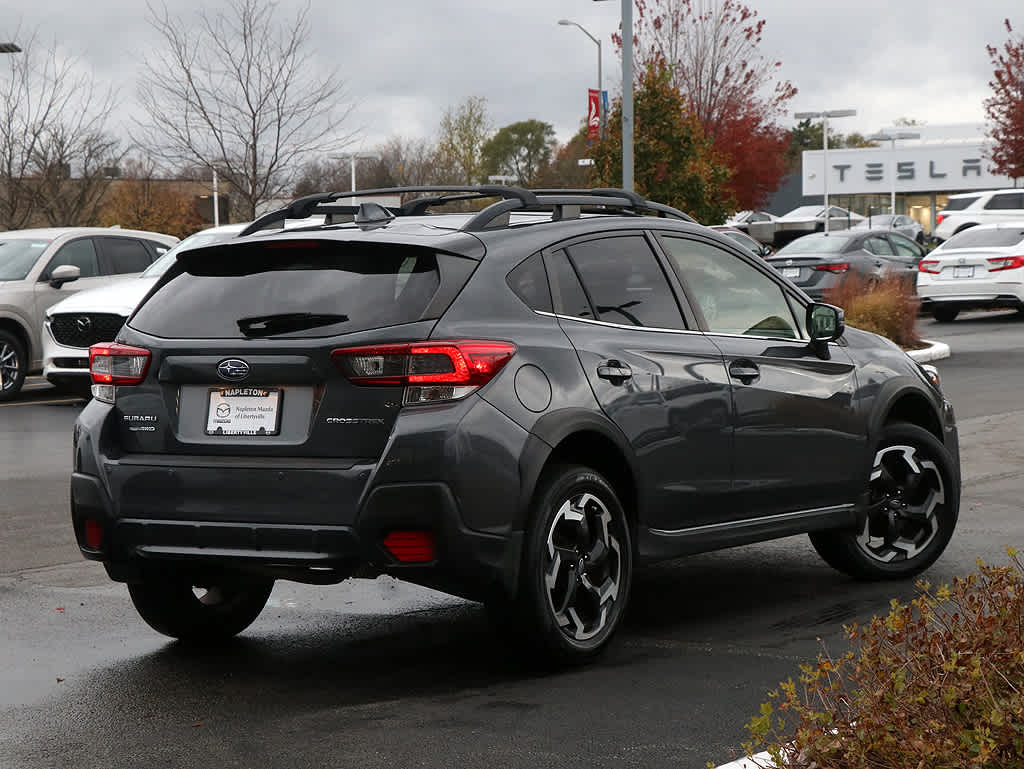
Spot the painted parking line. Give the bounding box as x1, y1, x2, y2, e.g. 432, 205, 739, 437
0, 397, 83, 408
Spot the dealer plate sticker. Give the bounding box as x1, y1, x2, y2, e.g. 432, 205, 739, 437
206, 388, 281, 436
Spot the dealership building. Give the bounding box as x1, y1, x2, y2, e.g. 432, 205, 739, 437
797, 123, 1017, 235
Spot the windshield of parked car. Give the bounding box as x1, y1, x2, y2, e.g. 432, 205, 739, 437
776, 233, 852, 254
780, 206, 824, 219
141, 230, 241, 278
0, 238, 53, 281
939, 227, 1024, 250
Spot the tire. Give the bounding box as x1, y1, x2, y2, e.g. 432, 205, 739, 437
810, 422, 959, 580
127, 572, 274, 642
0, 329, 27, 402
493, 464, 633, 666
931, 306, 960, 323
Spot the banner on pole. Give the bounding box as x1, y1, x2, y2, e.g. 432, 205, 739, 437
588, 89, 601, 142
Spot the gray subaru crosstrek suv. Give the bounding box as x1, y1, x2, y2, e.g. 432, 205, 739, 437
71, 187, 960, 665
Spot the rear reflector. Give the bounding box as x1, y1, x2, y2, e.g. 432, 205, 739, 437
812, 263, 850, 273
382, 531, 436, 563
918, 260, 940, 274
936, 214, 945, 226
987, 255, 1024, 272
332, 340, 516, 405
84, 519, 103, 549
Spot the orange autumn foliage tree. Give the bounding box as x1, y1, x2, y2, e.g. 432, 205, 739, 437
100, 178, 203, 239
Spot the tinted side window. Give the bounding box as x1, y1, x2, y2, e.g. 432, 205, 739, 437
99, 237, 152, 274
145, 239, 171, 258
889, 233, 923, 258
661, 236, 800, 340
984, 192, 1024, 210
565, 236, 684, 329
942, 196, 979, 212
45, 238, 99, 279
864, 236, 895, 256
546, 251, 593, 319
506, 252, 552, 312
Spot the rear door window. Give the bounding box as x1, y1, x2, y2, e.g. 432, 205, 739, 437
130, 241, 443, 339
864, 236, 895, 256
97, 237, 153, 275
983, 192, 1024, 210
942, 196, 979, 212
564, 235, 685, 329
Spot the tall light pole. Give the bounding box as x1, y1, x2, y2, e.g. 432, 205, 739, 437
331, 152, 381, 204
868, 131, 921, 216
795, 109, 856, 233
593, 0, 632, 191
558, 19, 603, 140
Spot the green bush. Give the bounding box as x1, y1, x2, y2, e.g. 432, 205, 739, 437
743, 553, 1024, 768
825, 275, 921, 349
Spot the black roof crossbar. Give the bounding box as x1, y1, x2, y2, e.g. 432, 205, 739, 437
235, 185, 695, 237
237, 186, 539, 237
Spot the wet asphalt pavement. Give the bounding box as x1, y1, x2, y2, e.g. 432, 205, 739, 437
1, 310, 1023, 769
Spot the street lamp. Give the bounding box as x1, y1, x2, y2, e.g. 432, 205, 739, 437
868, 131, 921, 216
593, 0, 632, 192
558, 19, 603, 140
331, 152, 382, 204
795, 109, 857, 233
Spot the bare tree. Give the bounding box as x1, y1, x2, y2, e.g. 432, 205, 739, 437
135, 0, 355, 220
435, 96, 491, 185
0, 28, 120, 229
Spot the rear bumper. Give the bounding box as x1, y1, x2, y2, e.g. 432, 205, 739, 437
70, 394, 530, 600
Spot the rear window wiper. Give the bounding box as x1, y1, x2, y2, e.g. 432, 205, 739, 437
236, 312, 349, 337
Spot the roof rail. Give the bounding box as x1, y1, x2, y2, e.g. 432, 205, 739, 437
235, 185, 696, 238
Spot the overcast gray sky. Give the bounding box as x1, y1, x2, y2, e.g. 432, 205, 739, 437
3, 0, 1019, 151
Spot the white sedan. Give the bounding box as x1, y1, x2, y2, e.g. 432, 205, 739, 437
916, 222, 1024, 322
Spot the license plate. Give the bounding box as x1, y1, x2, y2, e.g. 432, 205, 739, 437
782, 267, 801, 279
206, 387, 281, 436
953, 265, 975, 279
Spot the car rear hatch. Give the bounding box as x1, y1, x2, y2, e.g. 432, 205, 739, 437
107, 236, 480, 463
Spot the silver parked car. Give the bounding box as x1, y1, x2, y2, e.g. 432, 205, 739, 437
773, 205, 865, 246
0, 227, 179, 400
851, 214, 925, 244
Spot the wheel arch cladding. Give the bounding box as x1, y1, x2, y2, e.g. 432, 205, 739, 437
533, 430, 637, 532
0, 316, 30, 359
884, 391, 943, 441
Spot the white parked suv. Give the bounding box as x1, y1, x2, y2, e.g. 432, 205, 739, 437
43, 224, 246, 395
933, 189, 1024, 242
917, 222, 1024, 322
0, 227, 178, 400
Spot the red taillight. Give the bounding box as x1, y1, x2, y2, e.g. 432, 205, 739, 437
382, 531, 436, 563
918, 260, 941, 274
812, 263, 850, 274
987, 255, 1024, 272
936, 213, 946, 226
332, 340, 516, 404
84, 519, 103, 549
89, 343, 151, 385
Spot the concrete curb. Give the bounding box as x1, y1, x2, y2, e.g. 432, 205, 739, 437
906, 339, 950, 363
716, 752, 775, 768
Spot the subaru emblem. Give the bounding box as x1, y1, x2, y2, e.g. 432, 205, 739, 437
217, 358, 250, 381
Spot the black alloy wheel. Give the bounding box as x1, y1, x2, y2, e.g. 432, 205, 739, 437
500, 465, 632, 665
127, 573, 274, 642
0, 330, 26, 401
810, 422, 958, 580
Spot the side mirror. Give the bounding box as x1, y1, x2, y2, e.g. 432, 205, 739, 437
759, 244, 774, 257
49, 264, 81, 289
806, 302, 845, 344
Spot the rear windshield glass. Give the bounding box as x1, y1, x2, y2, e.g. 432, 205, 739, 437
130, 241, 441, 339
942, 196, 979, 212
776, 234, 851, 254
0, 238, 52, 280
939, 228, 1024, 250
141, 229, 242, 278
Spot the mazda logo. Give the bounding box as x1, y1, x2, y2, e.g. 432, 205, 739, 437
75, 316, 92, 333
217, 359, 250, 381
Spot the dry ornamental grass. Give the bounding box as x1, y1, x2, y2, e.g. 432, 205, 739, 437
825, 275, 922, 350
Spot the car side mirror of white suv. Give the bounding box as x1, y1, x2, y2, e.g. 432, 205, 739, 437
49, 264, 81, 289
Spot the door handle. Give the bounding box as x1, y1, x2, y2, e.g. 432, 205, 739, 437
728, 359, 760, 385
597, 360, 632, 384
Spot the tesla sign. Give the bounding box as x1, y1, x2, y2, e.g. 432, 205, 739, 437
801, 143, 1013, 195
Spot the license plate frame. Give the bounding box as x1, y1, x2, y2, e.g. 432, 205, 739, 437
205, 387, 282, 436
953, 265, 975, 279
782, 267, 801, 279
